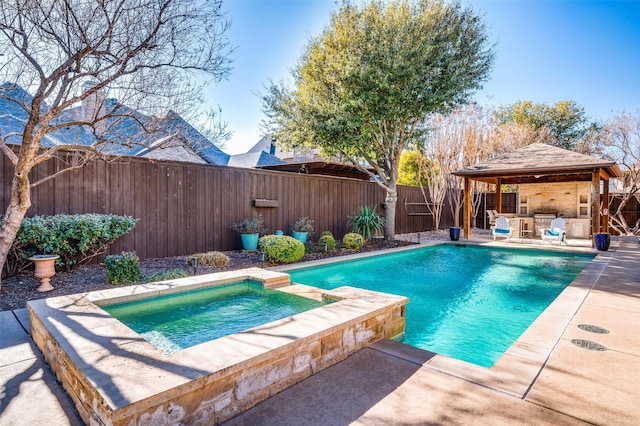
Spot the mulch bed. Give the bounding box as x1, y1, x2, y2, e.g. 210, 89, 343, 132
0, 238, 416, 312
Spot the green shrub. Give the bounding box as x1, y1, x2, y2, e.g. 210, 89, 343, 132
188, 251, 230, 267
319, 230, 334, 239
347, 206, 385, 240
145, 268, 189, 283
259, 235, 305, 264
7, 213, 138, 275
105, 252, 142, 285
343, 233, 365, 250
318, 234, 336, 251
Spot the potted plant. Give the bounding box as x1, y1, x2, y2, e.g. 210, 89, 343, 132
347, 205, 386, 240
230, 214, 266, 250
292, 217, 314, 243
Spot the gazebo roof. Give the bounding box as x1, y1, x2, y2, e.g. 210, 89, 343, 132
453, 143, 621, 185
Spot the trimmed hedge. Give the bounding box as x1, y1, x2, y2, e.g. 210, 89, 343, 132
319, 230, 334, 239
259, 235, 305, 264
343, 233, 365, 250
105, 251, 142, 285
6, 213, 138, 275
318, 234, 336, 251
188, 251, 230, 267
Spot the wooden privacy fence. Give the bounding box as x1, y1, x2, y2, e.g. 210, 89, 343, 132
608, 196, 640, 235
1, 153, 458, 259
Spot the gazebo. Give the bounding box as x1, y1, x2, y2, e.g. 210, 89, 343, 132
453, 143, 622, 242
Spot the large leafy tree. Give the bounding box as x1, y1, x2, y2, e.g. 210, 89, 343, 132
263, 0, 494, 238
493, 100, 594, 151
0, 0, 232, 284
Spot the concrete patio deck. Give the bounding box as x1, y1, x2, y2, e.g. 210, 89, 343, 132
1, 236, 638, 425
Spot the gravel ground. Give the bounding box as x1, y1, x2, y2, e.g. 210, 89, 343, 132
0, 235, 440, 312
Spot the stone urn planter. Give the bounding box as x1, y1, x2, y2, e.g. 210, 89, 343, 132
29, 254, 60, 292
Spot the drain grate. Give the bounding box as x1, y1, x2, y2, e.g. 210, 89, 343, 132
578, 324, 610, 334
571, 339, 607, 351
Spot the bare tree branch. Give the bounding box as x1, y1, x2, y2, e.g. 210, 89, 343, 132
602, 111, 640, 236
0, 0, 233, 283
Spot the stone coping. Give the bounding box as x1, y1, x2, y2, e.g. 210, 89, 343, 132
27, 268, 408, 424
275, 241, 609, 397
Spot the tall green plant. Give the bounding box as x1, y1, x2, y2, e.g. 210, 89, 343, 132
348, 206, 386, 240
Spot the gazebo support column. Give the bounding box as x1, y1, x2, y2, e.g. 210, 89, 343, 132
495, 178, 502, 213
602, 171, 610, 233
591, 169, 601, 246
463, 177, 471, 239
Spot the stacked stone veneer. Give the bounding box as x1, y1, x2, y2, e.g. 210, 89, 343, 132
519, 182, 591, 218
28, 269, 407, 425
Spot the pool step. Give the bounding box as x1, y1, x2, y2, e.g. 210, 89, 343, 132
243, 267, 291, 288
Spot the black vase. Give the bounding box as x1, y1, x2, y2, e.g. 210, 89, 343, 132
449, 227, 461, 241
594, 233, 610, 251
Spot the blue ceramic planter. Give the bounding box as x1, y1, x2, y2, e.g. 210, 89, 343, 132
292, 231, 308, 243
240, 233, 259, 250
449, 227, 461, 241
594, 233, 610, 251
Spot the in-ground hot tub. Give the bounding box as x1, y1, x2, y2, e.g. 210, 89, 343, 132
28, 268, 407, 425
101, 279, 325, 353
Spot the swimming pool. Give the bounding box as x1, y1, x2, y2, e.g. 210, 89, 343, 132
103, 280, 324, 353
286, 244, 594, 367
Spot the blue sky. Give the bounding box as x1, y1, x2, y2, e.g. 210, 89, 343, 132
207, 1, 640, 155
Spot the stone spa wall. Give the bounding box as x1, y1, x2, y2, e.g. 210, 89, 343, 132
28, 268, 407, 425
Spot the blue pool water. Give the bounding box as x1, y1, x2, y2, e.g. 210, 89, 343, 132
103, 280, 323, 353
286, 244, 594, 367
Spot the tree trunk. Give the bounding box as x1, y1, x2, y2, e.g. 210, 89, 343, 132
384, 185, 397, 240
453, 203, 462, 228
0, 174, 32, 288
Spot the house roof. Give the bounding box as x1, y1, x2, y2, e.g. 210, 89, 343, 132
246, 136, 279, 155
227, 151, 285, 168
0, 83, 229, 165
147, 111, 230, 165
453, 143, 621, 184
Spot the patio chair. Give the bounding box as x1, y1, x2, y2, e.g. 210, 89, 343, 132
487, 209, 498, 227
491, 216, 513, 241
541, 218, 567, 245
